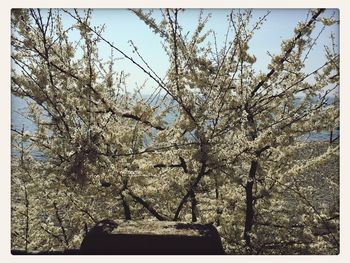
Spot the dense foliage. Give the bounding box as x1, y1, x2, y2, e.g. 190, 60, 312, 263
11, 8, 339, 254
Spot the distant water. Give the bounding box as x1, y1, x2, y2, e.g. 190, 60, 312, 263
11, 95, 339, 145
298, 130, 339, 142
11, 95, 36, 132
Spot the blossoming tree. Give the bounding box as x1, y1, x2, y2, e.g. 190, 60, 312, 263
11, 8, 339, 254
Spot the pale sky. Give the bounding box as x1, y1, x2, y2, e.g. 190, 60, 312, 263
12, 8, 339, 130
69, 8, 339, 93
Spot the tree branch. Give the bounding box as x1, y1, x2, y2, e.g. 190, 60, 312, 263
250, 8, 325, 96
53, 202, 69, 247
127, 190, 168, 221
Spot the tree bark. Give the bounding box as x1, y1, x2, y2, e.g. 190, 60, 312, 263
190, 190, 197, 222
128, 191, 167, 221
214, 174, 222, 226
53, 202, 69, 247
120, 193, 132, 220
329, 130, 333, 144
173, 160, 207, 221
24, 186, 29, 252
243, 159, 259, 247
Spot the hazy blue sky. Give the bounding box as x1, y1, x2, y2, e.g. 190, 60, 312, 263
67, 8, 338, 93
13, 8, 339, 97
11, 8, 339, 133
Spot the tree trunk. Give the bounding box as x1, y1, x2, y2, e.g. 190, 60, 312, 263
329, 130, 333, 144
173, 160, 207, 221
24, 186, 29, 252
53, 202, 69, 247
190, 190, 197, 222
128, 191, 167, 221
243, 159, 258, 247
120, 193, 132, 220
215, 174, 221, 226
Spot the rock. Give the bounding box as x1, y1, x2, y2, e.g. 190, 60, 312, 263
80, 220, 224, 255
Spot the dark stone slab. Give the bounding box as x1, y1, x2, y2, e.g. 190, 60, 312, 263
80, 220, 225, 255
